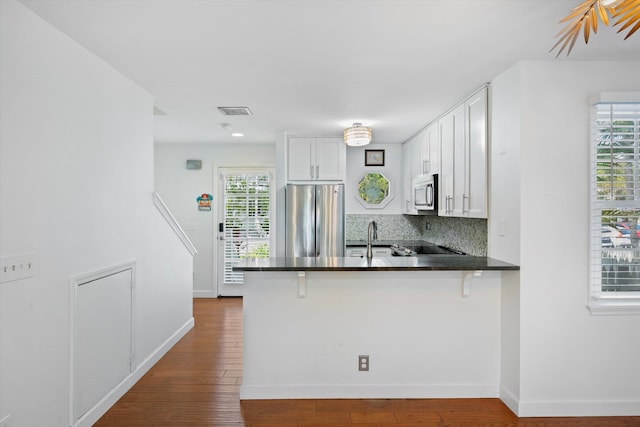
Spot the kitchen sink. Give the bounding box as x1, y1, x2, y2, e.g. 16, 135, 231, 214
412, 245, 465, 255
390, 244, 466, 256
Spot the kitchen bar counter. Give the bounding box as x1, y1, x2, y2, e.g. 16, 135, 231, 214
239, 260, 519, 401
233, 255, 519, 272
238, 250, 519, 403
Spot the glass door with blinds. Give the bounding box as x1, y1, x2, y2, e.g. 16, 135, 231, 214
217, 168, 274, 296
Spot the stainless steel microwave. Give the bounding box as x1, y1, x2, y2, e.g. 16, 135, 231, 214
414, 174, 437, 212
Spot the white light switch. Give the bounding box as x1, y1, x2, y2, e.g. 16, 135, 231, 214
0, 253, 37, 283
499, 220, 507, 237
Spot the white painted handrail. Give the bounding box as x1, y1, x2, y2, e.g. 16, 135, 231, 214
153, 192, 197, 256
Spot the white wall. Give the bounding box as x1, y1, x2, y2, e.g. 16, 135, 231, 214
154, 143, 276, 297
490, 60, 640, 416
0, 2, 193, 425
488, 64, 522, 266
489, 65, 523, 412
345, 143, 403, 214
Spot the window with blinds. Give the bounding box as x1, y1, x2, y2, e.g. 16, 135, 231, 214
590, 102, 640, 309
223, 173, 272, 284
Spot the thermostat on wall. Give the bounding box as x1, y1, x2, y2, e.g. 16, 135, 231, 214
186, 159, 202, 170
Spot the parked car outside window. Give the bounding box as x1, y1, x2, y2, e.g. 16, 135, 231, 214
602, 225, 631, 247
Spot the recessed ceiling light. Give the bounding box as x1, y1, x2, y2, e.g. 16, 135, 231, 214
231, 132, 244, 137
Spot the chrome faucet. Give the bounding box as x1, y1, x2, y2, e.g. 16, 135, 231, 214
366, 220, 378, 259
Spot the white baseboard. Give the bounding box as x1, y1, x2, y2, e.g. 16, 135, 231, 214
240, 383, 500, 400
499, 385, 519, 415
193, 289, 217, 298
517, 399, 640, 417
73, 317, 195, 427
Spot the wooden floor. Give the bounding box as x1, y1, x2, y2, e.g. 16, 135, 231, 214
96, 298, 640, 426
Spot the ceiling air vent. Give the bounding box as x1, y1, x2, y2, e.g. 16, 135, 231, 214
217, 106, 252, 116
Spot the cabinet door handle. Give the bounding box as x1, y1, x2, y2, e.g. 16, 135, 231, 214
423, 159, 429, 174
310, 165, 314, 179
463, 194, 469, 214
316, 165, 319, 178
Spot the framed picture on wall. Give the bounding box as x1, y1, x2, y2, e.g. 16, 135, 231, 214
365, 149, 385, 166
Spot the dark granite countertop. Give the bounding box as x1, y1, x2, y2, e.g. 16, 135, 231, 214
233, 255, 519, 272
346, 239, 429, 247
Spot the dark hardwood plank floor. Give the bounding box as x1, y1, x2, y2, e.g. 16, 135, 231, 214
95, 298, 640, 426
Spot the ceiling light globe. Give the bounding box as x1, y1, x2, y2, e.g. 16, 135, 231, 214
600, 0, 624, 7
344, 123, 372, 147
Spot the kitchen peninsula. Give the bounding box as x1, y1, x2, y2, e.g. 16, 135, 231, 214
234, 254, 518, 401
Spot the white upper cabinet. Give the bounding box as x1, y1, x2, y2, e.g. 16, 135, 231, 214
425, 122, 440, 176
439, 87, 488, 218
439, 105, 465, 216
402, 121, 442, 214
287, 137, 345, 182
402, 136, 418, 215
416, 122, 440, 179
415, 130, 428, 180
463, 88, 488, 218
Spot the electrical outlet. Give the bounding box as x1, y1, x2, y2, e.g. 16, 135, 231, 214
358, 355, 369, 371
0, 253, 37, 283
0, 414, 11, 427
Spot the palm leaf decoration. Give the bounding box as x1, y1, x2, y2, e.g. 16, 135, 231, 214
551, 0, 640, 57
612, 0, 640, 39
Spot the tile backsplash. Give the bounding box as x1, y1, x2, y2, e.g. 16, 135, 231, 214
346, 214, 487, 256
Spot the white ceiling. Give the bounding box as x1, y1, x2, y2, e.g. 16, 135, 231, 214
20, 0, 640, 144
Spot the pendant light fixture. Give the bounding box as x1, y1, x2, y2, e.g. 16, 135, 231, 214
344, 123, 372, 147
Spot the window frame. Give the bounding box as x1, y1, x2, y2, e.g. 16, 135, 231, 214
588, 96, 640, 315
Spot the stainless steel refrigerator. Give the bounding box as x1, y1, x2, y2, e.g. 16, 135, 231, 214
285, 184, 345, 257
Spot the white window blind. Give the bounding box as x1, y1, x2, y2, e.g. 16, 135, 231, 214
590, 102, 640, 311
223, 173, 271, 284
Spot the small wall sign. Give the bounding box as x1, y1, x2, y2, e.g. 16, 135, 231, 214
197, 194, 213, 211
